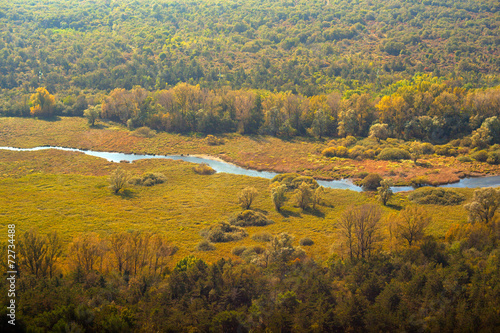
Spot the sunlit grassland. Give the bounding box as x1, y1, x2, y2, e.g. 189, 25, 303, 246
0, 149, 473, 267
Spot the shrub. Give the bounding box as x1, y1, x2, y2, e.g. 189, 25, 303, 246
487, 151, 500, 165
238, 187, 258, 210
200, 223, 248, 243
132, 126, 156, 138
362, 173, 382, 191
378, 148, 411, 161
457, 156, 473, 163
342, 136, 357, 147
130, 172, 167, 186
196, 240, 216, 251
472, 150, 488, 162
435, 145, 458, 157
109, 168, 130, 194
299, 237, 314, 246
421, 142, 435, 154
205, 135, 224, 146
408, 188, 465, 205
348, 145, 366, 160
271, 173, 318, 189
322, 146, 348, 158
231, 246, 247, 256
229, 210, 273, 227
193, 163, 216, 175
252, 232, 273, 242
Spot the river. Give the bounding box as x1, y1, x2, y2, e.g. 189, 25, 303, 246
1, 146, 500, 192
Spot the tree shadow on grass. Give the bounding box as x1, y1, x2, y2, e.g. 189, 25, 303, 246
116, 189, 135, 199
303, 207, 325, 218
278, 209, 301, 218
386, 203, 402, 211
91, 123, 110, 130
37, 116, 61, 122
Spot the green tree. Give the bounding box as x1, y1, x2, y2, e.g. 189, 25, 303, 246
377, 179, 393, 206
84, 105, 101, 126
271, 184, 287, 212
368, 123, 389, 142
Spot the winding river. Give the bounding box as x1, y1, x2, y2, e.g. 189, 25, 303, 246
1, 146, 500, 192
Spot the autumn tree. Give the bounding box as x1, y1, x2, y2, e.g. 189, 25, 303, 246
69, 233, 106, 273
464, 187, 500, 224
239, 187, 258, 210
30, 87, 56, 117
395, 206, 430, 246
338, 204, 382, 260
18, 229, 47, 277
311, 108, 328, 139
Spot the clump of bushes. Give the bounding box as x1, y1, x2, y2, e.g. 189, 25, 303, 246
487, 151, 500, 165
229, 210, 273, 227
231, 246, 247, 256
200, 223, 248, 242
132, 126, 156, 138
130, 172, 167, 186
362, 173, 383, 191
252, 232, 273, 242
322, 146, 348, 158
377, 148, 411, 161
299, 237, 314, 246
435, 145, 458, 157
271, 173, 318, 189
421, 142, 435, 154
232, 245, 265, 258
205, 135, 224, 146
408, 187, 465, 205
472, 150, 489, 162
193, 163, 216, 175
196, 240, 216, 251
457, 156, 473, 163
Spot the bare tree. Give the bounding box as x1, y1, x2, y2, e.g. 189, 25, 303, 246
338, 205, 383, 260
70, 233, 106, 273
43, 231, 63, 278
109, 231, 131, 274
395, 206, 430, 246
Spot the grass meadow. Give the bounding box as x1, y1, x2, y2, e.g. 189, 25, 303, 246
0, 146, 474, 268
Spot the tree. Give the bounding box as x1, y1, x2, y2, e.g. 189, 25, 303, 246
312, 186, 325, 210
70, 233, 106, 273
368, 123, 389, 142
395, 206, 430, 246
109, 167, 130, 194
464, 187, 500, 224
377, 179, 393, 206
294, 182, 313, 210
338, 205, 382, 260
311, 108, 328, 139
271, 184, 287, 212
84, 105, 101, 126
238, 187, 258, 210
362, 173, 383, 191
30, 87, 56, 117
18, 229, 47, 277
409, 141, 423, 164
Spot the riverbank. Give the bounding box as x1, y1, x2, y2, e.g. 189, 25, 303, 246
1, 117, 499, 186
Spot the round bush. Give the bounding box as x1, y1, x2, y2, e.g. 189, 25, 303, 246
378, 148, 411, 161
362, 173, 383, 191
472, 150, 488, 162
229, 210, 273, 227
408, 188, 465, 205
251, 232, 273, 242
299, 237, 314, 246
196, 240, 216, 251
231, 246, 247, 256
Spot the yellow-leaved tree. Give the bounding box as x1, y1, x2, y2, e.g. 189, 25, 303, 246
30, 87, 56, 117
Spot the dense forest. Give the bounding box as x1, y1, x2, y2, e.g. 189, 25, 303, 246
1, 0, 500, 143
